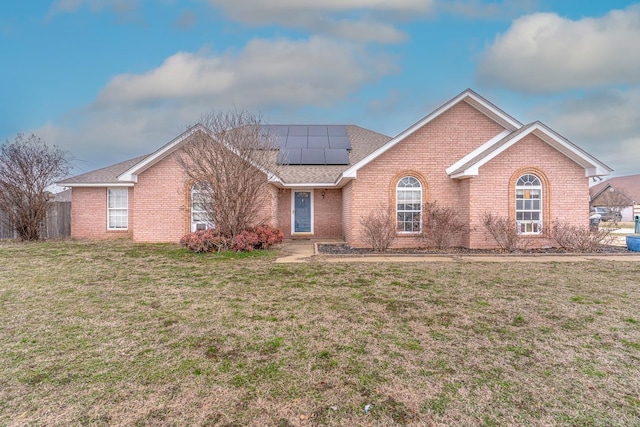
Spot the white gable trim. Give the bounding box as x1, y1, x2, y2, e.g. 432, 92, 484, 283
342, 89, 522, 179
62, 182, 134, 188
118, 124, 207, 182
117, 124, 284, 185
448, 122, 612, 179
446, 129, 511, 176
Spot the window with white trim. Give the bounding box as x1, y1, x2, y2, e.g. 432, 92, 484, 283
396, 176, 422, 233
107, 188, 128, 230
515, 174, 542, 234
191, 181, 214, 231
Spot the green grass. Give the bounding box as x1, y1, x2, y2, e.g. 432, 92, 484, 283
1, 240, 639, 426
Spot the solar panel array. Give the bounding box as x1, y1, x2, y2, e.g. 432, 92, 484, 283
263, 125, 351, 165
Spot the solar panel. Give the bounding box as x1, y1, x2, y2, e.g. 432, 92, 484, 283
308, 125, 328, 136
285, 136, 308, 149
324, 149, 350, 165
261, 125, 286, 137
277, 148, 302, 165
327, 125, 348, 137
271, 124, 352, 165
328, 136, 351, 150
288, 125, 308, 136
308, 136, 330, 149
301, 149, 325, 164
275, 135, 288, 149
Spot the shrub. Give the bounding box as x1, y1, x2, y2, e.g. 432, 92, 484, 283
181, 225, 284, 253
231, 230, 260, 252
551, 222, 613, 252
359, 206, 396, 252
481, 212, 523, 252
421, 202, 468, 249
252, 224, 284, 250
180, 228, 230, 253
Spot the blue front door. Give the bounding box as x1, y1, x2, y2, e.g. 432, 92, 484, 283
294, 191, 312, 233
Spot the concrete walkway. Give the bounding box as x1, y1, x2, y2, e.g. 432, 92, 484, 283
275, 240, 640, 263
274, 239, 317, 263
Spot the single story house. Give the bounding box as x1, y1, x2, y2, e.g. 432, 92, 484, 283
58, 89, 612, 249
590, 174, 640, 221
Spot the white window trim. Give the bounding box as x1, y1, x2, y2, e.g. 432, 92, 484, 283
396, 177, 422, 234
515, 174, 542, 235
107, 188, 128, 230
191, 182, 214, 232
291, 190, 314, 234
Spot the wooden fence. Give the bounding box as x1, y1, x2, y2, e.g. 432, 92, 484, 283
0, 201, 71, 239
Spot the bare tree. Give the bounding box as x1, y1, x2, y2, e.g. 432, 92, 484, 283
481, 212, 524, 252
551, 221, 613, 252
421, 202, 468, 249
177, 110, 278, 239
359, 205, 396, 252
0, 134, 71, 241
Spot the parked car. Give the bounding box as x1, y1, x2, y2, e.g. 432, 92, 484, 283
590, 207, 622, 222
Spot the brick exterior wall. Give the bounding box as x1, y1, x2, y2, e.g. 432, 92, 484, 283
468, 134, 589, 248
276, 189, 292, 236
133, 155, 189, 242
343, 101, 591, 249
313, 188, 342, 238
276, 188, 343, 239
342, 181, 353, 243
70, 187, 133, 239
71, 152, 279, 243
347, 101, 505, 248
70, 100, 594, 248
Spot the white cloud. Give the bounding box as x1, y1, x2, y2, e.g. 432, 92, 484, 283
538, 86, 640, 176
97, 37, 396, 108
207, 0, 436, 44
551, 88, 640, 141
208, 0, 434, 20
439, 0, 538, 20
477, 6, 640, 92
38, 36, 398, 173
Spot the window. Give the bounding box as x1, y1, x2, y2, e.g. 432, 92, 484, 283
515, 174, 542, 234
191, 181, 214, 231
396, 176, 422, 232
107, 188, 128, 230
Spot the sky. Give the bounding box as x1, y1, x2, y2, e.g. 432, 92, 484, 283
1, 0, 639, 179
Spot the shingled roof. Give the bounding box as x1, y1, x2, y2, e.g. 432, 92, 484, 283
272, 125, 391, 184
58, 126, 391, 187
59, 155, 149, 186
590, 174, 640, 204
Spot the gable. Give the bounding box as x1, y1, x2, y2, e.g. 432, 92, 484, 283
343, 89, 522, 179
447, 122, 612, 179
354, 101, 509, 180
590, 174, 640, 204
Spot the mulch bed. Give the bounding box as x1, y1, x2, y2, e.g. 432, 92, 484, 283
317, 243, 632, 255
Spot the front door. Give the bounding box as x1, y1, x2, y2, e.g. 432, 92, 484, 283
292, 191, 313, 234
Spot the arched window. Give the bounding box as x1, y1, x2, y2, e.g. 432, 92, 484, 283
515, 174, 542, 234
191, 181, 214, 231
396, 176, 422, 232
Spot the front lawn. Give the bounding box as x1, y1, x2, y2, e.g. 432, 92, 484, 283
0, 240, 639, 426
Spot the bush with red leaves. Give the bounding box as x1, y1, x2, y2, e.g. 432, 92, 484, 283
252, 224, 284, 250
180, 225, 283, 253
179, 228, 230, 253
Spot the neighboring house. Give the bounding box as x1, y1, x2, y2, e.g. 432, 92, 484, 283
58, 89, 612, 249
590, 174, 640, 221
